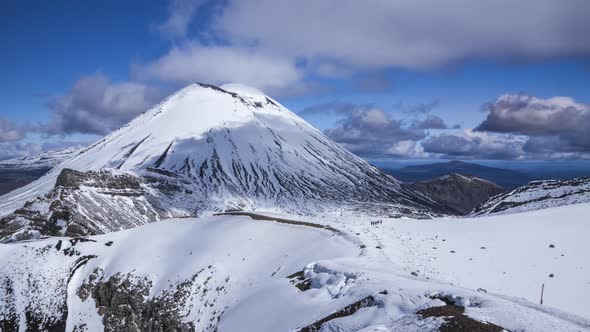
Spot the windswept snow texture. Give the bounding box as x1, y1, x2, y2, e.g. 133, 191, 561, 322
0, 83, 443, 240
473, 176, 590, 215
1, 211, 589, 331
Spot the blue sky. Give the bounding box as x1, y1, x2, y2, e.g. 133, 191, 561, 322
1, 0, 590, 161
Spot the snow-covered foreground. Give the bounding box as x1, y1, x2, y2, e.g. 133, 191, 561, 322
1, 215, 359, 331
1, 206, 590, 331
381, 203, 590, 319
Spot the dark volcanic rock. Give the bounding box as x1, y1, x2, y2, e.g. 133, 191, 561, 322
77, 269, 221, 332
0, 168, 195, 242
408, 173, 505, 215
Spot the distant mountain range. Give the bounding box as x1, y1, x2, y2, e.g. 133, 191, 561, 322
0, 147, 83, 196
384, 160, 533, 189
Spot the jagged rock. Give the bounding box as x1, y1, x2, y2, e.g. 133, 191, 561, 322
0, 168, 195, 242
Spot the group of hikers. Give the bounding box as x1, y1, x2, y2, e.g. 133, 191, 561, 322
370, 220, 383, 226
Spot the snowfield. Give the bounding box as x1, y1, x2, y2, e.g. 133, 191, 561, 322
0, 83, 588, 331
331, 203, 590, 319
1, 205, 590, 331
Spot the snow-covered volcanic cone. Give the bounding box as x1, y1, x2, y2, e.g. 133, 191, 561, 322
0, 83, 443, 241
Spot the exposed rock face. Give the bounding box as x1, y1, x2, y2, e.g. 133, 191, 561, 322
0, 168, 194, 242
472, 176, 590, 216
0, 241, 90, 331
408, 173, 505, 215
77, 269, 202, 332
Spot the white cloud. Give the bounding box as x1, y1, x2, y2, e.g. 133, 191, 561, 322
0, 142, 43, 160
214, 0, 590, 70
46, 74, 164, 135
422, 130, 527, 160
135, 43, 304, 95
476, 93, 590, 154
323, 106, 428, 157
0, 118, 25, 143
141, 0, 590, 97
385, 140, 425, 158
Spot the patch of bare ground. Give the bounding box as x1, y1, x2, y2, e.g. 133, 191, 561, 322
417, 301, 506, 332
286, 270, 312, 291
214, 212, 341, 233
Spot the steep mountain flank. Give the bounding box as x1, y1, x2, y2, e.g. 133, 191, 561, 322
0, 83, 446, 241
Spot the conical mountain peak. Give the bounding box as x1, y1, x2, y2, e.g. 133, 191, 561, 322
0, 82, 445, 225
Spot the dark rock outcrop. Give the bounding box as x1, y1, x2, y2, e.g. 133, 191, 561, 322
0, 168, 195, 242
408, 173, 505, 215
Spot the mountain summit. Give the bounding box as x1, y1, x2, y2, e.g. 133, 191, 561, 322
0, 83, 444, 241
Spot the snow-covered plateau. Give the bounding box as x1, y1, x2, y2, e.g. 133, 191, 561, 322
1, 205, 589, 331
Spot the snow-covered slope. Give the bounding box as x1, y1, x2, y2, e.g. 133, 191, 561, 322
1, 210, 589, 331
0, 83, 444, 241
472, 176, 590, 216
0, 215, 358, 331
0, 146, 83, 170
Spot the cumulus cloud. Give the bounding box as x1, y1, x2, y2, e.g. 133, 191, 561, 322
323, 106, 427, 157
300, 101, 452, 157
214, 0, 590, 70
45, 74, 164, 135
135, 43, 303, 95
476, 93, 590, 154
422, 131, 526, 160
0, 142, 44, 160
0, 118, 25, 143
